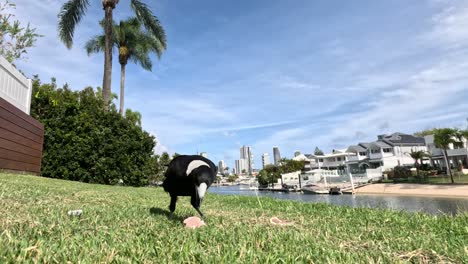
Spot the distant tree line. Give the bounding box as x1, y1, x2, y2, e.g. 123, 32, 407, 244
257, 159, 305, 186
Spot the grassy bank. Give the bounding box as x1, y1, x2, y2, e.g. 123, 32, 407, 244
384, 174, 468, 184
1, 173, 467, 263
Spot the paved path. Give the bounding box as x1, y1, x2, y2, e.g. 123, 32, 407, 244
353, 183, 468, 198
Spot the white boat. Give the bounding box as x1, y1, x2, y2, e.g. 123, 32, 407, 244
240, 179, 259, 190
301, 184, 329, 194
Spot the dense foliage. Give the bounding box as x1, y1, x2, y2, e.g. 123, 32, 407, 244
257, 159, 305, 186
30, 77, 157, 186
391, 166, 412, 179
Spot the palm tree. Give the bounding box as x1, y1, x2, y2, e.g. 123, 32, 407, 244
406, 149, 429, 178
85, 18, 165, 115
58, 0, 166, 111
434, 128, 459, 183
453, 129, 468, 170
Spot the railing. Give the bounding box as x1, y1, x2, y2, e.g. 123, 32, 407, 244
447, 148, 468, 156
300, 167, 383, 185
369, 153, 382, 159
0, 56, 32, 114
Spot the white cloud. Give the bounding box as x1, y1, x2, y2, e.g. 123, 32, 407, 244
422, 3, 468, 48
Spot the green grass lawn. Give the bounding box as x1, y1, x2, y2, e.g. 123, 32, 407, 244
385, 173, 468, 185
428, 174, 468, 184
1, 173, 467, 263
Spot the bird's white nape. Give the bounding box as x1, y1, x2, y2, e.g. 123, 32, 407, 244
197, 183, 207, 199
186, 160, 210, 176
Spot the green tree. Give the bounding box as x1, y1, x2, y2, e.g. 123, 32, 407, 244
85, 18, 165, 115
124, 108, 142, 126
257, 165, 281, 186
279, 158, 305, 174
0, 0, 41, 63
227, 174, 238, 183
405, 149, 429, 178
30, 77, 156, 186
434, 128, 459, 183
413, 128, 439, 137
148, 151, 171, 184
453, 129, 468, 170
314, 147, 324, 155
58, 0, 166, 111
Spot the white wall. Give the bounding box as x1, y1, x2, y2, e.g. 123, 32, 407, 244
0, 56, 32, 114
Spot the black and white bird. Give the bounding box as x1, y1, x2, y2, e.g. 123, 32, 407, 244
162, 155, 216, 218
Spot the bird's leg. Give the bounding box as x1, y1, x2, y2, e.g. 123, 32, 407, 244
191, 195, 204, 218
169, 195, 177, 218
195, 207, 204, 218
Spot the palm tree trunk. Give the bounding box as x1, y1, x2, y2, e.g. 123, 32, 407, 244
102, 3, 114, 111
119, 63, 126, 115
415, 161, 419, 178
443, 149, 454, 183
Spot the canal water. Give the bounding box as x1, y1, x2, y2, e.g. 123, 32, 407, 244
210, 185, 468, 216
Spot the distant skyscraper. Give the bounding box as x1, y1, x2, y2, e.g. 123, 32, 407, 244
200, 152, 207, 158
235, 159, 247, 175
262, 153, 271, 168
218, 160, 225, 174
294, 151, 301, 157
273, 146, 281, 166
240, 145, 254, 174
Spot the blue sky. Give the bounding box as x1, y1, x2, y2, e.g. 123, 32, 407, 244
12, 0, 468, 169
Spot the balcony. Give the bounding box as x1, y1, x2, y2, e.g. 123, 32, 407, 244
369, 153, 382, 160
429, 148, 444, 156
447, 148, 468, 157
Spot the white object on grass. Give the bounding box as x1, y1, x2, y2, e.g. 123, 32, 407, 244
67, 209, 83, 216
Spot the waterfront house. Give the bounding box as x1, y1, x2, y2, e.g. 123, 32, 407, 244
425, 134, 468, 172
346, 132, 427, 171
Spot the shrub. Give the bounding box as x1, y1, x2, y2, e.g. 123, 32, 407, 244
30, 77, 156, 186
393, 166, 412, 179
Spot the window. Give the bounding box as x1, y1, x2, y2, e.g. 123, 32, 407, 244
383, 148, 392, 153
359, 152, 366, 156
337, 157, 341, 161
371, 149, 380, 154
319, 159, 323, 162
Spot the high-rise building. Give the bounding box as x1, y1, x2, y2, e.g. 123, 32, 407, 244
273, 146, 281, 166
262, 153, 270, 168
235, 159, 247, 175
240, 145, 255, 174
200, 152, 207, 158
218, 160, 225, 174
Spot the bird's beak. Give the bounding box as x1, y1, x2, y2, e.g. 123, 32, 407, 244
197, 182, 207, 200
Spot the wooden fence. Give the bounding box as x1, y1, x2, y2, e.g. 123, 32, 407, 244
0, 97, 43, 174
0, 55, 43, 174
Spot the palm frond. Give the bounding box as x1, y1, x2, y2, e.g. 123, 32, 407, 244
58, 0, 90, 49
84, 35, 105, 55
130, 45, 152, 71
130, 0, 167, 49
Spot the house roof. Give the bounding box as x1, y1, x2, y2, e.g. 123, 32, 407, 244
358, 143, 371, 149
371, 141, 392, 148
293, 154, 310, 161
379, 132, 425, 146
346, 145, 367, 152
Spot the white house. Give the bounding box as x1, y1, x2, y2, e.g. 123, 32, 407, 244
346, 132, 427, 171
425, 134, 468, 172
